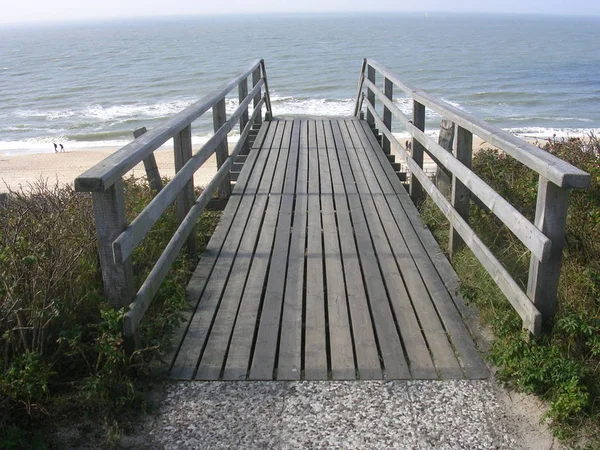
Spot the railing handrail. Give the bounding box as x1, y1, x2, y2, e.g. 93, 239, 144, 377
363, 59, 590, 189
75, 59, 270, 192
77, 60, 272, 349
356, 59, 591, 336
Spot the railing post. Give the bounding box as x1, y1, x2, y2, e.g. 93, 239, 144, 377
238, 78, 250, 156
91, 181, 138, 351
213, 98, 232, 200
449, 125, 472, 259
252, 67, 263, 126
133, 127, 163, 193
366, 65, 376, 127
260, 60, 272, 120
435, 119, 455, 197
382, 77, 393, 154
410, 101, 426, 205
92, 180, 134, 309
527, 177, 570, 325
173, 125, 197, 258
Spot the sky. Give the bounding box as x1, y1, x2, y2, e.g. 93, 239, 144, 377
1, 0, 598, 25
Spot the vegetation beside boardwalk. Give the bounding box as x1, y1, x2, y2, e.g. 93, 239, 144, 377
0, 177, 220, 448
420, 136, 600, 447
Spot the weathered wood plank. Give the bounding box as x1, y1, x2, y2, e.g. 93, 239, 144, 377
358, 119, 489, 379
234, 121, 290, 381
165, 123, 271, 374
317, 120, 355, 380
276, 119, 309, 380
366, 65, 376, 127
223, 120, 297, 381
337, 120, 411, 380
348, 119, 459, 379
327, 120, 382, 380
303, 119, 328, 381
410, 101, 425, 206
195, 121, 288, 380
169, 122, 278, 379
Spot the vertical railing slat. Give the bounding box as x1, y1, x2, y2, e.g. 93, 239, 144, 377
382, 77, 393, 154
410, 101, 426, 205
173, 125, 197, 258
213, 98, 232, 200
133, 127, 163, 193
238, 78, 250, 156
449, 125, 473, 259
527, 178, 570, 325
366, 65, 376, 127
252, 67, 263, 126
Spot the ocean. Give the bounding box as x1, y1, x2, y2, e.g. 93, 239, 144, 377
1, 13, 599, 156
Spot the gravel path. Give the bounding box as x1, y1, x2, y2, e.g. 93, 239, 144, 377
124, 379, 554, 449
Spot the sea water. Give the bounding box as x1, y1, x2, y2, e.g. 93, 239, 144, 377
1, 12, 599, 155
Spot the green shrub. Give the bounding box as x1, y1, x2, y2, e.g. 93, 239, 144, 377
0, 177, 220, 443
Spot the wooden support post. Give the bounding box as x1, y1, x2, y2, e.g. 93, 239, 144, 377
435, 119, 455, 197
382, 77, 393, 154
173, 125, 197, 258
213, 98, 232, 200
91, 181, 138, 351
133, 127, 163, 193
527, 177, 570, 325
366, 65, 376, 127
449, 125, 473, 259
252, 67, 263, 126
410, 101, 426, 205
238, 78, 250, 156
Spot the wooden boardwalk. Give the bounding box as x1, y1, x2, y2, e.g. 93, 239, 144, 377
169, 117, 488, 381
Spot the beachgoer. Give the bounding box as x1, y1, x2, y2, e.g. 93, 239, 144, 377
60, 143, 64, 152
53, 142, 58, 153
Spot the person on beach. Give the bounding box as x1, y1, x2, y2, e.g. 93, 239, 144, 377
60, 143, 64, 152
53, 143, 58, 153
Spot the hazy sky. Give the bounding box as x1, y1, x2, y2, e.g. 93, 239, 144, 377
2, 0, 598, 25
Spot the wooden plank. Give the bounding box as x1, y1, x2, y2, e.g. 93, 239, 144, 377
165, 122, 270, 373
302, 120, 328, 380
358, 118, 492, 377
133, 127, 163, 193
238, 121, 293, 380
527, 177, 569, 323
326, 121, 382, 380
347, 119, 458, 379
169, 122, 278, 379
364, 59, 590, 189
195, 121, 288, 380
317, 120, 355, 380
223, 120, 298, 381
335, 120, 410, 380
276, 119, 309, 380
76, 60, 264, 192
435, 119, 454, 197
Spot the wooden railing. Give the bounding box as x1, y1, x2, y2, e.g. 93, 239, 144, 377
75, 59, 272, 349
355, 59, 590, 336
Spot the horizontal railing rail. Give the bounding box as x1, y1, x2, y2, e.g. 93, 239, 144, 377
75, 59, 272, 349
355, 58, 590, 335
